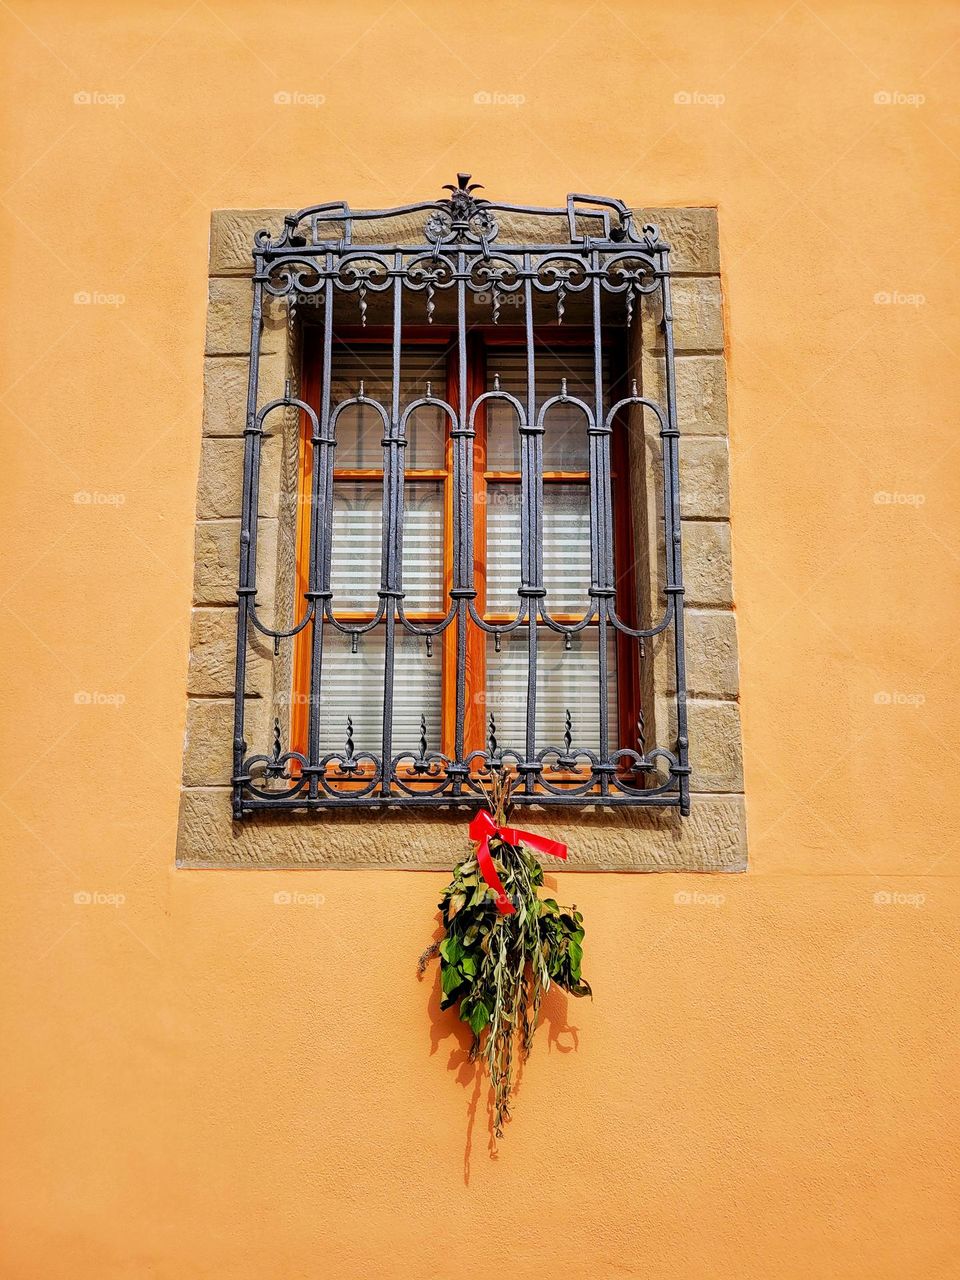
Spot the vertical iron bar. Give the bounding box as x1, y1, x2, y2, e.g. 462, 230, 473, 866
232, 265, 266, 819
306, 267, 335, 798
522, 256, 540, 792
592, 251, 612, 792
659, 246, 691, 814
379, 256, 404, 795
451, 249, 470, 790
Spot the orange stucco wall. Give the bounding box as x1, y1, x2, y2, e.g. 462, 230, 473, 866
2, 2, 959, 1277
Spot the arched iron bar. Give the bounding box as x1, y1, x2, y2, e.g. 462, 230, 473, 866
320, 393, 391, 636
394, 393, 460, 638
599, 249, 663, 293
331, 252, 394, 292
534, 391, 599, 635
603, 393, 681, 641
241, 394, 323, 642
464, 388, 530, 636
607, 747, 682, 799
389, 753, 455, 798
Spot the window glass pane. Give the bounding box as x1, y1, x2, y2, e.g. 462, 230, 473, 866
330, 344, 447, 469
318, 626, 441, 754
486, 481, 592, 615
485, 348, 609, 471
483, 626, 617, 753
403, 401, 447, 470
485, 481, 521, 614
402, 481, 443, 612
330, 480, 444, 614
543, 483, 591, 613
330, 480, 381, 611
485, 357, 525, 470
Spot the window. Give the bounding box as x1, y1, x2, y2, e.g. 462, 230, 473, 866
230, 177, 692, 814
291, 331, 639, 772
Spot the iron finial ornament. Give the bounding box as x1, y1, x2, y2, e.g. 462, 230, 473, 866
426, 173, 498, 249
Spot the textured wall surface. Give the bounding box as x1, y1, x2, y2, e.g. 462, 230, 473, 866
1, 2, 958, 1278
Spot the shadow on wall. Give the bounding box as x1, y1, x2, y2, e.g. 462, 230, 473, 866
420, 920, 580, 1182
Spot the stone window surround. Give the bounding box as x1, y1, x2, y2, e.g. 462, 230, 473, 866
176, 204, 746, 871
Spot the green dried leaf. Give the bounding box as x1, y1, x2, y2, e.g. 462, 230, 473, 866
440, 964, 462, 997
439, 936, 463, 964
469, 883, 491, 908
468, 1001, 490, 1036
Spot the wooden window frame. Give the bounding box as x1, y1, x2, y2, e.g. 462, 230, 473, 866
291, 323, 640, 769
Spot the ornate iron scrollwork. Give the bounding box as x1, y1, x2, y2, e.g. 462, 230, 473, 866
231, 177, 690, 816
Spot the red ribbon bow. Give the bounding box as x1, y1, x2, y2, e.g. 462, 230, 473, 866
468, 809, 567, 915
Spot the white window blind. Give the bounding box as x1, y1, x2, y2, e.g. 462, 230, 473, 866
485, 348, 608, 471
486, 481, 592, 615
329, 480, 443, 614
484, 627, 618, 752
316, 338, 618, 760
318, 627, 441, 754
331, 345, 447, 469
482, 347, 616, 755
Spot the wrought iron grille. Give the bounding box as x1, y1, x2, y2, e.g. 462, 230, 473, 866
232, 175, 690, 816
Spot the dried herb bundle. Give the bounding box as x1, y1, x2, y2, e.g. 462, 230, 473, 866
420, 774, 591, 1138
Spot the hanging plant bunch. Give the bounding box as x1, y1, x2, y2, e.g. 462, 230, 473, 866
419, 772, 591, 1139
